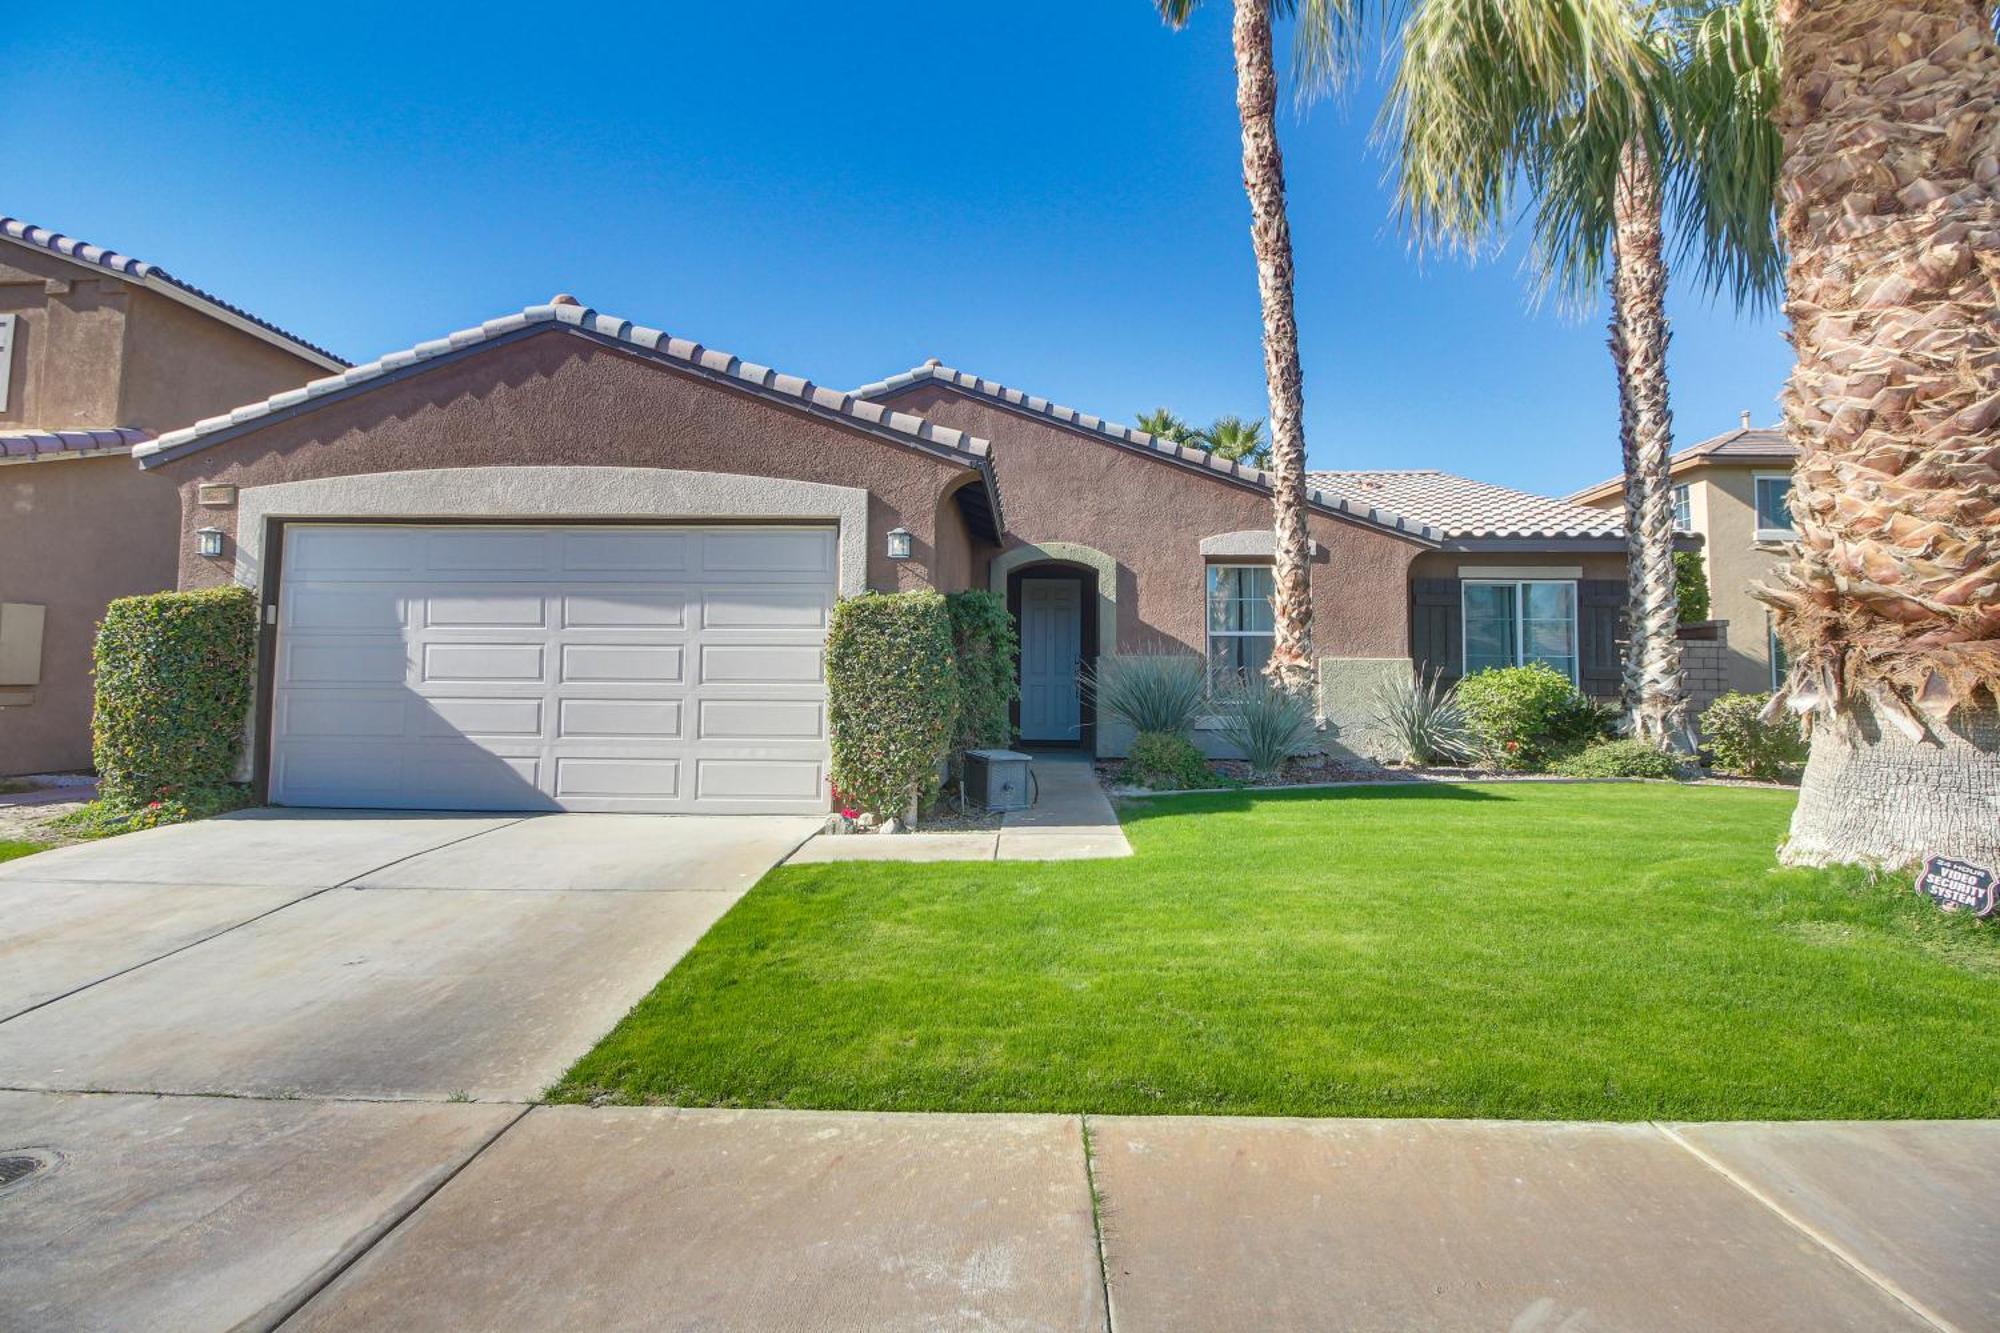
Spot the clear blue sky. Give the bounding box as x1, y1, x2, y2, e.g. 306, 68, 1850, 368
12, 0, 1790, 497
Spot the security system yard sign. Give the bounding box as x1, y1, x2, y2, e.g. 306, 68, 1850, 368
1915, 856, 1997, 919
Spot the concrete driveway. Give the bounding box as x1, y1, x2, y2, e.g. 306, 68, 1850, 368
0, 809, 817, 1099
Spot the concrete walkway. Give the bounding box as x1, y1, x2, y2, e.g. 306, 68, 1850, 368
4, 1096, 1994, 1331
788, 751, 1132, 864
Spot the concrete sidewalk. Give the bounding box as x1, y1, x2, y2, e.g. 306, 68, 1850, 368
788, 751, 1132, 864
5, 1096, 1993, 1331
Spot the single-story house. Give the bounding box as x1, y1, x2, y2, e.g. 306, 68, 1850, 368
0, 216, 343, 775
127, 297, 1652, 815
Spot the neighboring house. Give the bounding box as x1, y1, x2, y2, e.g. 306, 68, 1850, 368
0, 217, 343, 776
1569, 418, 1798, 694
128, 299, 1653, 815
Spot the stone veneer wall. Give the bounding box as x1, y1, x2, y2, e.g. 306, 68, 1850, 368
1679, 621, 1733, 734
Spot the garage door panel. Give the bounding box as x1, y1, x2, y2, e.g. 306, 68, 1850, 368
562, 529, 690, 574
560, 644, 685, 684
558, 698, 684, 739
562, 591, 688, 629
274, 523, 833, 814
423, 592, 549, 629
553, 757, 682, 801
697, 699, 823, 741
701, 643, 822, 684
285, 639, 408, 686
421, 642, 546, 684
701, 587, 830, 629
422, 696, 546, 739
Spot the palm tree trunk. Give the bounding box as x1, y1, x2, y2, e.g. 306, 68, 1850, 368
1605, 138, 1690, 748
1232, 0, 1315, 698
1762, 0, 2000, 867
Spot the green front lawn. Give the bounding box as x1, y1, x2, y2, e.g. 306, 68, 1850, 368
0, 840, 50, 864
554, 784, 2000, 1120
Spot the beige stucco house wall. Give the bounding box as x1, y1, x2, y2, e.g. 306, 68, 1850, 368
1570, 424, 1797, 697
0, 225, 336, 774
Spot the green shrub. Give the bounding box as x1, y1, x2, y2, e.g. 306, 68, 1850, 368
1120, 730, 1216, 790
1214, 678, 1318, 776
945, 590, 1019, 753
92, 586, 259, 806
1549, 738, 1688, 779
1675, 550, 1711, 623
1082, 653, 1207, 737
52, 783, 254, 839
826, 592, 959, 819
1367, 666, 1472, 765
1455, 663, 1612, 772
1700, 691, 1808, 780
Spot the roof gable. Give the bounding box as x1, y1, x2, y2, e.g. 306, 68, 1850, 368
2, 216, 346, 371
854, 362, 1440, 545
131, 302, 1005, 537
1566, 425, 1795, 504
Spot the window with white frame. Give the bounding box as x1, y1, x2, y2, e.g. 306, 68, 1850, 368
0, 314, 16, 413
1753, 473, 1795, 541
1672, 482, 1692, 532
1463, 580, 1578, 683
1206, 564, 1274, 686
1768, 613, 1788, 689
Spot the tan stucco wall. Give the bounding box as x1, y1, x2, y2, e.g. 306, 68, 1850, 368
156, 329, 986, 599
0, 455, 182, 773
874, 382, 1427, 659
0, 246, 127, 431
1686, 469, 1791, 693
1, 244, 325, 434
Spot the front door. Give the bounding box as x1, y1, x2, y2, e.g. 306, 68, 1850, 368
1019, 577, 1082, 742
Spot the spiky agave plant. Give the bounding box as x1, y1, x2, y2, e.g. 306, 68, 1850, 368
1367, 666, 1474, 765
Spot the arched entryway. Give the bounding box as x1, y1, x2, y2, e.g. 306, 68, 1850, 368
1006, 560, 1101, 747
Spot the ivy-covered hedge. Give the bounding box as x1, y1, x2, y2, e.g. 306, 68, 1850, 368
93, 586, 259, 804
826, 591, 959, 819
945, 590, 1019, 753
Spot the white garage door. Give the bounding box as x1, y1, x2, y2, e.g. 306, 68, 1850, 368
270, 523, 834, 814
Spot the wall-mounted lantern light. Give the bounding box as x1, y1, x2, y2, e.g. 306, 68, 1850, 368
885, 527, 913, 561
196, 527, 226, 559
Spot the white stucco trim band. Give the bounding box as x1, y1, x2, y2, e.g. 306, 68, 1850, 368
1198, 529, 1321, 559
228, 466, 873, 597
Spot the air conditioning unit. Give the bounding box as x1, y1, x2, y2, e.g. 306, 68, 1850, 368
963, 749, 1033, 812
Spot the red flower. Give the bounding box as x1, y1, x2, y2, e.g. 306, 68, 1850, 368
147, 800, 163, 809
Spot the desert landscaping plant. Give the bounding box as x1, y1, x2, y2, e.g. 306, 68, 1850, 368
825, 592, 959, 821
1121, 730, 1218, 791
1368, 666, 1473, 765
1700, 691, 1806, 781
1550, 737, 1688, 779
1214, 676, 1319, 776
1674, 550, 1711, 624
1081, 652, 1208, 738
1456, 664, 1612, 771
91, 586, 259, 807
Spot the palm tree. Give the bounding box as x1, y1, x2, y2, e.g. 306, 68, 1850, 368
1755, 0, 2000, 867
1205, 414, 1274, 466
1155, 0, 1336, 696
1381, 0, 1783, 748
1135, 406, 1204, 447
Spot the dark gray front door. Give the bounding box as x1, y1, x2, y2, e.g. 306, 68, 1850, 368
1019, 577, 1082, 742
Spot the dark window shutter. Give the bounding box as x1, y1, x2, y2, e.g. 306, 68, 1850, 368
1579, 579, 1626, 699
1411, 578, 1462, 683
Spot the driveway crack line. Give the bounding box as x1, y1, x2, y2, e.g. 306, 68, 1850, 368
1652, 1121, 1956, 1333
252, 1102, 536, 1331
0, 817, 533, 1026
1079, 1113, 1115, 1333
